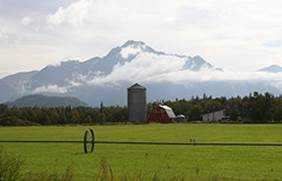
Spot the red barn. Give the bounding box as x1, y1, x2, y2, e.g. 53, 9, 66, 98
148, 104, 176, 123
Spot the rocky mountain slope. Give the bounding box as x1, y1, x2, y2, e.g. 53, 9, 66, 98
0, 40, 280, 106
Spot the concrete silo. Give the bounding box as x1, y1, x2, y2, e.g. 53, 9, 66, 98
128, 83, 147, 122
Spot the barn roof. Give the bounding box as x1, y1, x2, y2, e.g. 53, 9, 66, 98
159, 105, 176, 118
128, 83, 146, 90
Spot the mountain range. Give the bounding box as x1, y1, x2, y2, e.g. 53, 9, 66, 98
0, 40, 281, 106
6, 95, 87, 108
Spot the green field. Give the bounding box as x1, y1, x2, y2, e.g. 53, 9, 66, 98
1, 124, 282, 180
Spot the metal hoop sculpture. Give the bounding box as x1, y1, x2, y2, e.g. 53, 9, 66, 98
83, 128, 95, 154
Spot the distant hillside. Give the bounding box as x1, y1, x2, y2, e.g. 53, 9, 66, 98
6, 95, 88, 108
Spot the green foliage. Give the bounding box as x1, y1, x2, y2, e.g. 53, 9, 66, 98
94, 159, 227, 181
165, 92, 282, 123
22, 167, 74, 181
0, 147, 74, 181
1, 92, 282, 126
0, 105, 127, 126
0, 145, 228, 181
1, 125, 282, 180
0, 147, 23, 181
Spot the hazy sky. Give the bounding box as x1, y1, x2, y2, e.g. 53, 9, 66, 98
1, 0, 282, 78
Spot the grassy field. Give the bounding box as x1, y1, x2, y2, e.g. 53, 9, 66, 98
1, 124, 282, 180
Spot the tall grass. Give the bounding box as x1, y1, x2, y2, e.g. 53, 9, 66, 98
22, 167, 74, 181
1, 147, 227, 181
0, 147, 74, 181
0, 147, 23, 181
94, 159, 227, 181
95, 159, 148, 181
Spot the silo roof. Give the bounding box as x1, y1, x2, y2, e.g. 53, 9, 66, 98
128, 83, 146, 90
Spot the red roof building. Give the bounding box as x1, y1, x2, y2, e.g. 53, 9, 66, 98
148, 104, 176, 123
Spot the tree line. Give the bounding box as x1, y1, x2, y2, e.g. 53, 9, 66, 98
164, 92, 282, 123
0, 105, 127, 126
1, 92, 282, 126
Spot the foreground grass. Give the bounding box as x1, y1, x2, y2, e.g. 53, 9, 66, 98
0, 124, 282, 180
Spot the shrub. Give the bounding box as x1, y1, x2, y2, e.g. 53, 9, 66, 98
0, 116, 32, 126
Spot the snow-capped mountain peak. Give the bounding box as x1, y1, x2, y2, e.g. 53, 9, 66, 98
119, 40, 159, 59
193, 55, 210, 64
116, 41, 218, 72
259, 65, 282, 73
0, 40, 223, 105
121, 40, 146, 48
183, 55, 217, 71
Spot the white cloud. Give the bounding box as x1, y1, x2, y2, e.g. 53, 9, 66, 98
83, 50, 282, 88
120, 46, 143, 59
45, 0, 282, 71
21, 17, 34, 26
89, 52, 185, 85
93, 66, 282, 88
33, 85, 68, 94
1, 0, 282, 75
0, 72, 6, 79
0, 27, 8, 39
47, 0, 92, 26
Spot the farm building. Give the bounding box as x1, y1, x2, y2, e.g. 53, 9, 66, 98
128, 83, 147, 122
148, 104, 177, 123
201, 110, 228, 122
175, 114, 186, 122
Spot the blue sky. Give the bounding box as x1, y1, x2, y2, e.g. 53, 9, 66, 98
0, 0, 282, 78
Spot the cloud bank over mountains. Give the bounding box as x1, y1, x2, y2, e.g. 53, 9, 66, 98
53, 40, 282, 87
0, 40, 282, 105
